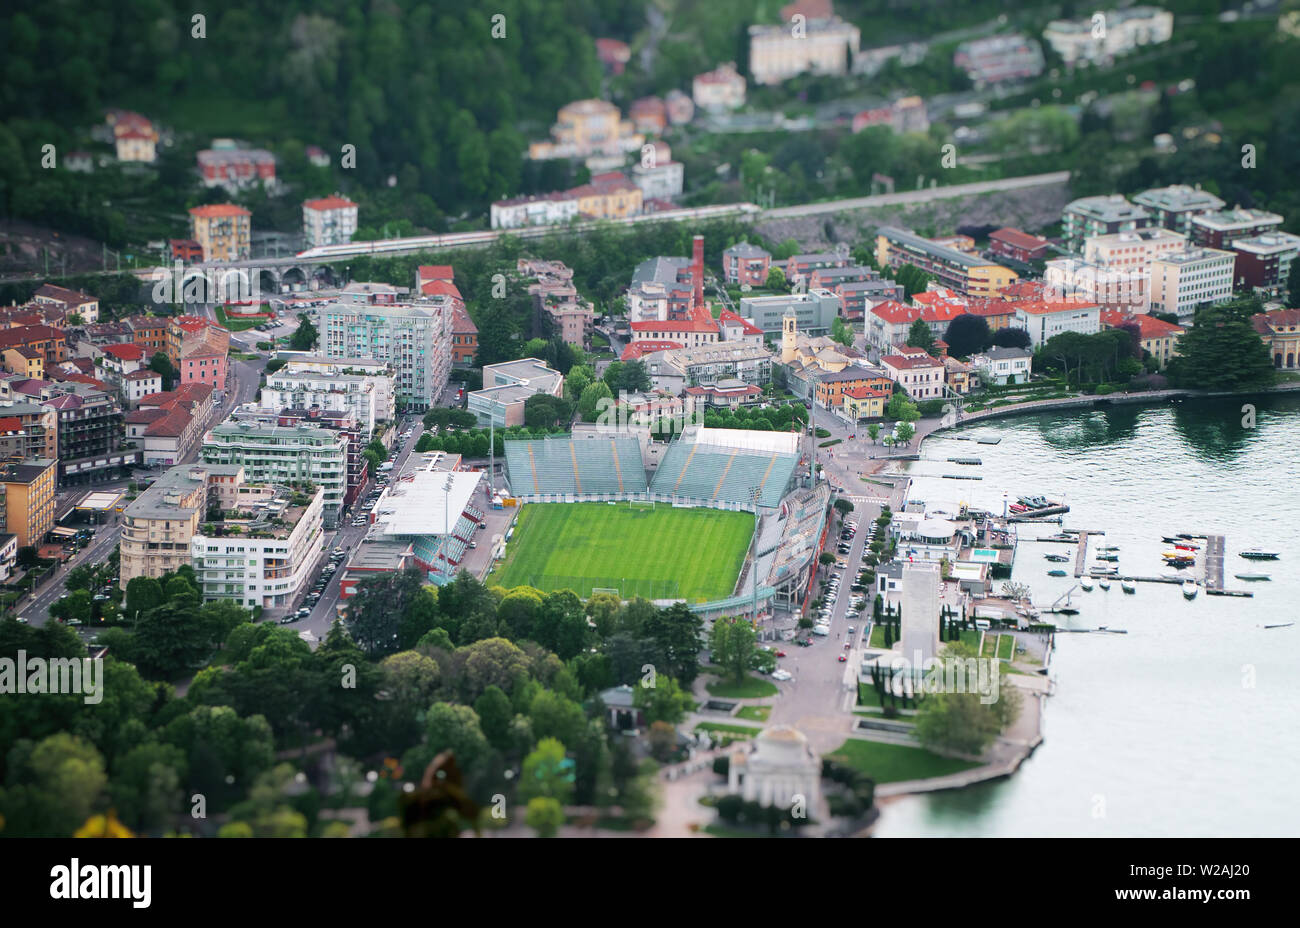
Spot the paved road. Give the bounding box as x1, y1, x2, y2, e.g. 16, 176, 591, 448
288, 417, 428, 647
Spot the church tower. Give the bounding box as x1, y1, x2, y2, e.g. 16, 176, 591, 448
781, 310, 798, 365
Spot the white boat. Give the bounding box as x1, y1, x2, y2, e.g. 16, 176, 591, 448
1098, 577, 1111, 590
1121, 578, 1136, 594
1080, 577, 1094, 591
1234, 570, 1271, 581
1182, 580, 1198, 599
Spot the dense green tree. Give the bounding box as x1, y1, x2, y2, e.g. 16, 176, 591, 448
943, 314, 992, 358
1166, 308, 1276, 391
991, 327, 1033, 350
905, 318, 936, 355
709, 618, 756, 685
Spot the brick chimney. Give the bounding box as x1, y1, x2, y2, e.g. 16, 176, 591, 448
691, 235, 704, 311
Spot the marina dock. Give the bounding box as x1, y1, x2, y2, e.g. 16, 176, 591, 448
1072, 530, 1100, 578
1203, 534, 1225, 592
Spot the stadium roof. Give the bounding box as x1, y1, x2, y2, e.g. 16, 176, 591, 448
689, 426, 799, 455
372, 469, 483, 538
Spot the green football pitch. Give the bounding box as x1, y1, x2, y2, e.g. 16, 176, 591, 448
487, 502, 753, 601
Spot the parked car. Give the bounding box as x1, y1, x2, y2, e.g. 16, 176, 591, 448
771, 669, 793, 681
837, 654, 847, 662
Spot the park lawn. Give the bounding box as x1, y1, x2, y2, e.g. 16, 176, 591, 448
996, 633, 1015, 661
487, 502, 752, 601
707, 675, 779, 699
694, 722, 761, 737
958, 628, 982, 650
868, 624, 890, 649
735, 704, 771, 721
214, 306, 269, 332
828, 739, 981, 784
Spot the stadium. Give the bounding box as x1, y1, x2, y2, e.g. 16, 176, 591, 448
488, 424, 832, 618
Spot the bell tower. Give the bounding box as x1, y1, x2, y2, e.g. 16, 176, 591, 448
781, 310, 798, 364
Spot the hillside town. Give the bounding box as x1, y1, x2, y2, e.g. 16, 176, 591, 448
2, 0, 1297, 862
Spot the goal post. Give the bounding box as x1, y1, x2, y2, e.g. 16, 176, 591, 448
627, 498, 655, 511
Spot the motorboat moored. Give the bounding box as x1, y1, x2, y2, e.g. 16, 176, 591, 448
1121, 578, 1136, 593
1080, 577, 1095, 591
1234, 570, 1271, 581
1240, 548, 1280, 560
1048, 569, 1068, 577
1098, 577, 1111, 590
1182, 580, 1199, 599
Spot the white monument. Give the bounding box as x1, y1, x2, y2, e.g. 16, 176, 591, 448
901, 561, 941, 667
727, 726, 821, 809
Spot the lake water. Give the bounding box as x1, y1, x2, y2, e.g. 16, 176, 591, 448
874, 394, 1300, 837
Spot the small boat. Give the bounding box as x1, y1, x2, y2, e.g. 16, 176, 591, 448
1182, 580, 1198, 599
1240, 548, 1280, 561
1161, 536, 1182, 544
1177, 533, 1196, 540
1047, 569, 1068, 577
1098, 577, 1111, 590
1080, 577, 1094, 591
1095, 554, 1119, 562
1097, 545, 1121, 552
1010, 503, 1029, 513
1121, 578, 1136, 594
1044, 553, 1070, 563
1234, 571, 1271, 581
1173, 543, 1199, 552
1056, 606, 1079, 616
1264, 622, 1294, 629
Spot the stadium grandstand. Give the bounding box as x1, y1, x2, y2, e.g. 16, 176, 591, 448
647, 426, 799, 509
504, 436, 648, 499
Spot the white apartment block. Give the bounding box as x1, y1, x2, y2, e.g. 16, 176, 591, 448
273, 355, 396, 421
201, 422, 349, 527
631, 160, 685, 200
313, 299, 452, 410
1014, 301, 1102, 347
1044, 258, 1150, 312
191, 487, 324, 610
748, 18, 861, 85
1083, 227, 1186, 274
490, 192, 579, 230
1044, 6, 1173, 65
120, 464, 247, 583
302, 196, 359, 247
262, 370, 380, 438
1149, 248, 1235, 326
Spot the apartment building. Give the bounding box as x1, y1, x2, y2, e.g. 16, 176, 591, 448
875, 227, 1018, 297
953, 34, 1044, 85
573, 171, 644, 221
748, 16, 861, 85
0, 325, 67, 369
722, 242, 772, 287
1231, 232, 1300, 296
314, 299, 451, 411
741, 289, 841, 336
1083, 227, 1187, 274
527, 99, 643, 163
271, 355, 396, 421
490, 191, 580, 230
1131, 185, 1225, 236
630, 141, 685, 200
302, 195, 359, 247
1014, 299, 1102, 347
641, 343, 773, 393
1043, 258, 1150, 312
262, 369, 381, 438
1061, 195, 1152, 252
1191, 208, 1285, 250
200, 422, 348, 527
988, 227, 1052, 264
188, 204, 252, 262
1149, 248, 1236, 325
191, 485, 324, 609
866, 299, 968, 351
0, 402, 57, 460
46, 387, 132, 484
450, 305, 478, 364
1044, 7, 1173, 65
0, 458, 58, 548
33, 284, 100, 324
197, 148, 276, 189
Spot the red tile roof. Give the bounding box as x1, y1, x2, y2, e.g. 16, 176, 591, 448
1100, 310, 1185, 339
1251, 308, 1300, 335
630, 319, 718, 333
418, 265, 454, 281
718, 309, 764, 336
1013, 299, 1099, 316
990, 227, 1050, 250
421, 280, 463, 299
303, 195, 357, 210
621, 340, 683, 360
0, 416, 23, 432
881, 353, 943, 370
188, 204, 251, 218
842, 385, 890, 399
102, 342, 145, 361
